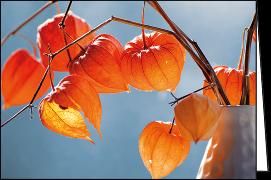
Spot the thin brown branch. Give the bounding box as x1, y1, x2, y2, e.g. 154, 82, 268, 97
52, 17, 113, 59
191, 42, 230, 105
62, 30, 86, 52
58, 1, 73, 66
169, 84, 214, 106
1, 1, 56, 46
111, 16, 197, 61
169, 117, 175, 134
58, 1, 73, 28
29, 66, 51, 105
170, 92, 178, 101
240, 13, 257, 105
1, 105, 30, 127
237, 28, 249, 70
62, 29, 73, 63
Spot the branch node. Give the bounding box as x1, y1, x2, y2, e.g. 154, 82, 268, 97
169, 83, 214, 106
58, 22, 65, 29
170, 92, 178, 101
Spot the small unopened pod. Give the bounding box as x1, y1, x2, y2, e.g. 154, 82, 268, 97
174, 93, 222, 142
121, 31, 186, 92
139, 121, 190, 179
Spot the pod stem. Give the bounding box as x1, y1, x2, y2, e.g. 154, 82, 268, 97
141, 1, 147, 49
237, 27, 248, 70
169, 117, 175, 134
240, 13, 256, 105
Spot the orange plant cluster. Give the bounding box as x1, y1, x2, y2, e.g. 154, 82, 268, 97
1, 6, 256, 179
1, 11, 186, 145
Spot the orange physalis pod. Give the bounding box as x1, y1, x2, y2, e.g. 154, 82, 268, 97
39, 75, 102, 142
37, 11, 95, 72
1, 49, 52, 109
39, 98, 94, 143
203, 66, 256, 105
69, 34, 129, 93
139, 121, 190, 179
174, 93, 222, 142
121, 31, 186, 92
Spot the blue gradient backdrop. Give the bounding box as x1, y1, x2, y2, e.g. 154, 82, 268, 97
1, 1, 255, 179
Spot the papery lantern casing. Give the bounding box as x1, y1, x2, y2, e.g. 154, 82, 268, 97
139, 121, 190, 179
121, 31, 186, 91
69, 34, 129, 93
39, 75, 102, 142
37, 11, 95, 72
1, 49, 52, 109
174, 93, 222, 142
203, 66, 256, 105
39, 98, 95, 143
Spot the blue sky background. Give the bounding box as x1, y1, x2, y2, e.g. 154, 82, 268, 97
1, 1, 256, 179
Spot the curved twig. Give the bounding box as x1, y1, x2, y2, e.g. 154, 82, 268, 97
1, 1, 56, 46
169, 84, 214, 106
240, 13, 257, 105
